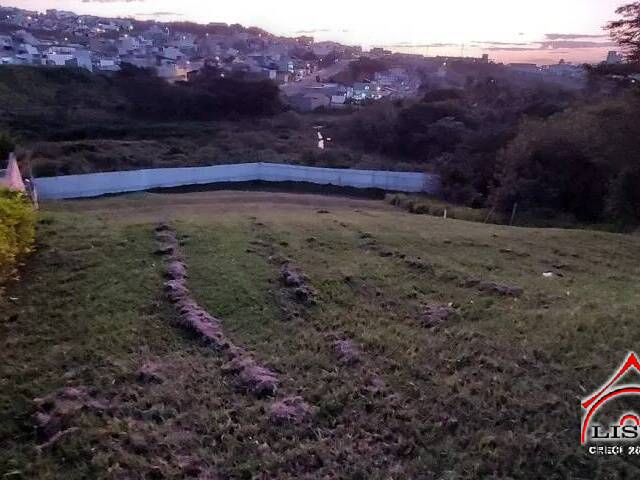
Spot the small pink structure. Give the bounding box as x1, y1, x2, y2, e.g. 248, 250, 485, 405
1, 153, 26, 192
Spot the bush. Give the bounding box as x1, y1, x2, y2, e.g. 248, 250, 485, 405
0, 189, 35, 282
386, 193, 492, 223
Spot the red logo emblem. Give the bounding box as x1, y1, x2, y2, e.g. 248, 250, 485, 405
581, 352, 640, 445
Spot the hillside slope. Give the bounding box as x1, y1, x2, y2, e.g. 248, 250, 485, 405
1, 191, 639, 479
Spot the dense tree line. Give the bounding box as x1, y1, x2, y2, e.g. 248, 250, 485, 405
339, 71, 640, 225
0, 64, 283, 138
492, 95, 640, 224
114, 66, 282, 120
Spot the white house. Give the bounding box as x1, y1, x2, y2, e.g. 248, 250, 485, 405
72, 50, 93, 71
96, 58, 120, 71
45, 52, 74, 66
330, 94, 347, 106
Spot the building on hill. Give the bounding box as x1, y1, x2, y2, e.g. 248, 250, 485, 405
374, 67, 409, 87
508, 63, 540, 74
96, 58, 120, 72
14, 30, 41, 46
46, 10, 77, 20
369, 47, 392, 56
606, 51, 623, 65
312, 41, 343, 56
542, 60, 585, 79
67, 50, 93, 71
350, 82, 382, 101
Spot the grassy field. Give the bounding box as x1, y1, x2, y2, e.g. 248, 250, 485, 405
1, 191, 640, 479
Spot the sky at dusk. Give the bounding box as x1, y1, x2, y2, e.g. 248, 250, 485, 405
4, 0, 629, 64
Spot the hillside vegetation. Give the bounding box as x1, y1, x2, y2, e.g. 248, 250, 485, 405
2, 63, 640, 227
0, 190, 35, 284
2, 191, 639, 479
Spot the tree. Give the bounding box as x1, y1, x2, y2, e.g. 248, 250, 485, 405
607, 2, 640, 63
492, 133, 607, 221
491, 95, 640, 223
607, 167, 640, 226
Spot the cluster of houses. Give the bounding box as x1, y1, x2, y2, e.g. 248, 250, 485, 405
0, 5, 426, 111
507, 60, 587, 80
504, 52, 640, 89
0, 6, 360, 84
288, 68, 419, 111
12, 5, 601, 110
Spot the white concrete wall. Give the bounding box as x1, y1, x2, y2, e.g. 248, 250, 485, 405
34, 163, 440, 200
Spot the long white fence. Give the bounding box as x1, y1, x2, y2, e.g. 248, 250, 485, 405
34, 162, 440, 200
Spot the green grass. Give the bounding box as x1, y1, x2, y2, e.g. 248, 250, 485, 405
2, 191, 640, 479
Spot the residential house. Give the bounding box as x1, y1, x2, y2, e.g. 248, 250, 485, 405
9, 11, 37, 29
374, 68, 407, 87
44, 46, 76, 66
15, 43, 42, 65
46, 10, 77, 20
330, 94, 348, 107
606, 51, 623, 65
508, 63, 540, 74
89, 37, 117, 56
312, 41, 342, 56
161, 46, 184, 61
0, 35, 13, 52
68, 50, 93, 71
276, 71, 291, 84
121, 54, 155, 69
117, 35, 140, 55
350, 82, 382, 101
369, 47, 392, 56
14, 30, 41, 46
169, 33, 197, 52
96, 58, 120, 72
97, 21, 120, 32
543, 61, 585, 79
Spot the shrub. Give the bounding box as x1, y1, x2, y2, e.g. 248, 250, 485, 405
385, 193, 493, 223
0, 189, 36, 282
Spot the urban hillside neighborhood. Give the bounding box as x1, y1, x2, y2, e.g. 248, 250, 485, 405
0, 4, 629, 111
